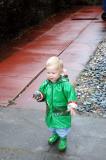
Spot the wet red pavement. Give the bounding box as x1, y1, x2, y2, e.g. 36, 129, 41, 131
0, 6, 105, 107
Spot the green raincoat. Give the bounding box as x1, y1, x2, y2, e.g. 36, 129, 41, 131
39, 76, 77, 129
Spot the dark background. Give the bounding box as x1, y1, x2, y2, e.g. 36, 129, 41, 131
0, 0, 101, 44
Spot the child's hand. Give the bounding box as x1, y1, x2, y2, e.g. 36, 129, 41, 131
33, 91, 43, 102
70, 108, 76, 116
67, 102, 78, 116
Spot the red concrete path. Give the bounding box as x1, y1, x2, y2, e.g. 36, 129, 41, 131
0, 6, 105, 107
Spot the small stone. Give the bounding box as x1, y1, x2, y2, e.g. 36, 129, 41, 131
103, 114, 106, 118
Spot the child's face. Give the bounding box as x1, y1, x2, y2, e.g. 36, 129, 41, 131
46, 65, 61, 83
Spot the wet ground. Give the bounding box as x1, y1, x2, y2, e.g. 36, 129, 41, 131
0, 6, 106, 107
0, 107, 106, 160
0, 5, 106, 160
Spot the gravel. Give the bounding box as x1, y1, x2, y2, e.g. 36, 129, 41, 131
76, 40, 106, 118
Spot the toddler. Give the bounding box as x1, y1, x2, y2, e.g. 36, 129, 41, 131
33, 56, 77, 151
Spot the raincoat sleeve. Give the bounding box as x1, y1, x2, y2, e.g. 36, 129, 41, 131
38, 80, 48, 100
63, 82, 77, 105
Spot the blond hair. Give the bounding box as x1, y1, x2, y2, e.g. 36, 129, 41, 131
46, 56, 63, 71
